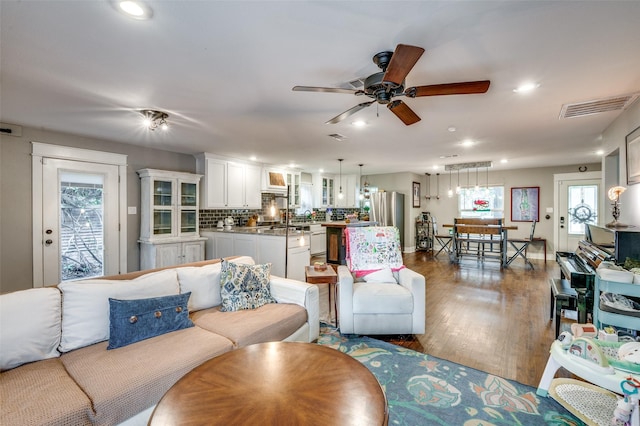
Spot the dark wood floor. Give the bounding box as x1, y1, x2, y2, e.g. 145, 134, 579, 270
384, 251, 571, 388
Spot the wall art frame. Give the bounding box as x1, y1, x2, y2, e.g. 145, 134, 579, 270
626, 125, 640, 185
510, 186, 539, 222
412, 181, 421, 208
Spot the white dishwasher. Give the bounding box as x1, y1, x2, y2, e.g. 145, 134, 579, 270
309, 224, 326, 256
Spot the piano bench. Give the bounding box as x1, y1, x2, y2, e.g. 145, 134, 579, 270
549, 278, 577, 338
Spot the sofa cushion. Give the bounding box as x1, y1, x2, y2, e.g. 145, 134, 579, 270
58, 269, 180, 352
61, 326, 233, 425
220, 260, 276, 312
352, 282, 414, 314
0, 357, 93, 425
192, 303, 307, 347
0, 287, 62, 371
176, 256, 257, 312
108, 292, 194, 350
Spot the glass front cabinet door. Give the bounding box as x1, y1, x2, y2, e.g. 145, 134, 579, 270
138, 169, 203, 240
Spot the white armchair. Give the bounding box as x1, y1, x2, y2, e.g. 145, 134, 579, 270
337, 266, 425, 335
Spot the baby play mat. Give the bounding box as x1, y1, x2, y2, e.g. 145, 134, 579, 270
549, 378, 618, 426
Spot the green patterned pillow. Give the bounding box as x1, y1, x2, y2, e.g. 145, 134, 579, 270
220, 260, 276, 312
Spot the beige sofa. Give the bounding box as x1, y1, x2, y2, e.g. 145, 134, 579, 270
0, 256, 320, 426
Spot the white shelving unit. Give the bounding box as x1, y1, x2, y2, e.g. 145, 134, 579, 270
138, 169, 206, 269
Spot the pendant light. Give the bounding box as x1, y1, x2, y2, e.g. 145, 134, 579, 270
358, 164, 364, 201
425, 173, 431, 200
456, 168, 461, 194
338, 159, 344, 200
435, 173, 440, 199
447, 169, 453, 198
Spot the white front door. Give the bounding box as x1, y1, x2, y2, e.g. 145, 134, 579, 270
32, 143, 127, 287
554, 171, 602, 253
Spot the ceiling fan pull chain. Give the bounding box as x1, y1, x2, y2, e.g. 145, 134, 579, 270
376, 103, 379, 117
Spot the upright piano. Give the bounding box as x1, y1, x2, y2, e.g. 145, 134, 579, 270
556, 224, 640, 323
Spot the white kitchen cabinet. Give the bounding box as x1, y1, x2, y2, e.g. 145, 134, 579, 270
287, 171, 301, 208
139, 240, 205, 269
335, 174, 359, 208
310, 225, 326, 256
256, 234, 310, 281
138, 169, 205, 269
233, 233, 258, 258
195, 153, 261, 209
313, 173, 335, 208
214, 233, 234, 259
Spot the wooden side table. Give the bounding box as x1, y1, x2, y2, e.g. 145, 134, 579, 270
149, 342, 389, 425
305, 265, 338, 326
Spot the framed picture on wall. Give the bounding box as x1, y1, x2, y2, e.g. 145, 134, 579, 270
627, 125, 640, 185
511, 187, 539, 222
412, 181, 421, 208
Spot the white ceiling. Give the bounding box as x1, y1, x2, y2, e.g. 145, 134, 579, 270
2, 1, 640, 176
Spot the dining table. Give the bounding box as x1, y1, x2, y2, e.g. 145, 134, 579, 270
443, 223, 518, 267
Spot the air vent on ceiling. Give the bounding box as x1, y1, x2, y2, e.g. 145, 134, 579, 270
328, 133, 347, 141
348, 79, 364, 89
560, 93, 639, 119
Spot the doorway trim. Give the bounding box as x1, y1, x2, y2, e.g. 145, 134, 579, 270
553, 171, 602, 253
31, 142, 128, 287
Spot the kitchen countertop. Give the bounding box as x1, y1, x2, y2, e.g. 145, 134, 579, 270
321, 221, 377, 228
200, 226, 309, 237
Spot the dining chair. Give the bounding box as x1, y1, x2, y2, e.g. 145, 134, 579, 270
506, 220, 537, 269
432, 217, 453, 258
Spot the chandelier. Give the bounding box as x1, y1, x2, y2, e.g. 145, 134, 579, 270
140, 109, 169, 131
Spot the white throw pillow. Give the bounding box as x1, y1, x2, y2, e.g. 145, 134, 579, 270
229, 256, 255, 266
0, 287, 62, 371
177, 263, 223, 311
58, 269, 179, 352
363, 267, 397, 284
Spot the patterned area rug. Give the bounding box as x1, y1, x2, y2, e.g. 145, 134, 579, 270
316, 325, 585, 426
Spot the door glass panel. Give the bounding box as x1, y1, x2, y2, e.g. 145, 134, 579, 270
60, 172, 104, 281
181, 182, 197, 206
154, 210, 173, 234
154, 180, 173, 206
181, 210, 197, 233
567, 184, 598, 235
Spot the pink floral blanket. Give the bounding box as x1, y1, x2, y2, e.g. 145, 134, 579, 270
345, 226, 404, 276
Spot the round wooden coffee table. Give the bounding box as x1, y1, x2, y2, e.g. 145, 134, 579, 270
149, 342, 388, 425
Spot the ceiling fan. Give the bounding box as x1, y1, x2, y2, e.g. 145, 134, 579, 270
292, 44, 490, 126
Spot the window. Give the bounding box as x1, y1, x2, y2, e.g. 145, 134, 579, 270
458, 186, 504, 218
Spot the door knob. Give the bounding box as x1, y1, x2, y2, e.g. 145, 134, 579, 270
45, 239, 53, 246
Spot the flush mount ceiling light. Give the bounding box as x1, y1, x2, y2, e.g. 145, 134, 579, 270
111, 0, 153, 20
140, 110, 169, 131
513, 82, 540, 93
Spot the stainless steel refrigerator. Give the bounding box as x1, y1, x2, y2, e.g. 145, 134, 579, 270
369, 192, 405, 249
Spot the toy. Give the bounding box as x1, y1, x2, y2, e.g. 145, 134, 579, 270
613, 378, 640, 426
571, 322, 598, 338
620, 343, 640, 365
558, 331, 574, 349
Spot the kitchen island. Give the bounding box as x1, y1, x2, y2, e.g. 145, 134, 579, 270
322, 221, 377, 265
200, 226, 310, 281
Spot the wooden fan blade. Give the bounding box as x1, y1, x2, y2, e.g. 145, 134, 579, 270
387, 100, 421, 126
382, 44, 425, 88
292, 86, 357, 94
406, 80, 490, 97
325, 101, 375, 124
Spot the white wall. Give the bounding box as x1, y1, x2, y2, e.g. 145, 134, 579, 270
600, 99, 640, 226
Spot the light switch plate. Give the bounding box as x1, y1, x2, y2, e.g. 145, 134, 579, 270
128, 206, 137, 215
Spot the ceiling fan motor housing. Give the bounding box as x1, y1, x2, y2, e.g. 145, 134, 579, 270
363, 72, 404, 104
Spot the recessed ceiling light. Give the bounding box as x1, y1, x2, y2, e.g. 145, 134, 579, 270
250, 156, 257, 161
111, 0, 153, 20
432, 165, 439, 170
319, 168, 324, 173
513, 82, 540, 93
500, 159, 508, 164
447, 126, 457, 132
351, 120, 367, 127
595, 150, 605, 156
461, 139, 474, 147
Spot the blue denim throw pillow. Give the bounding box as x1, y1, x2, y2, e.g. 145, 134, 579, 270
107, 292, 193, 350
